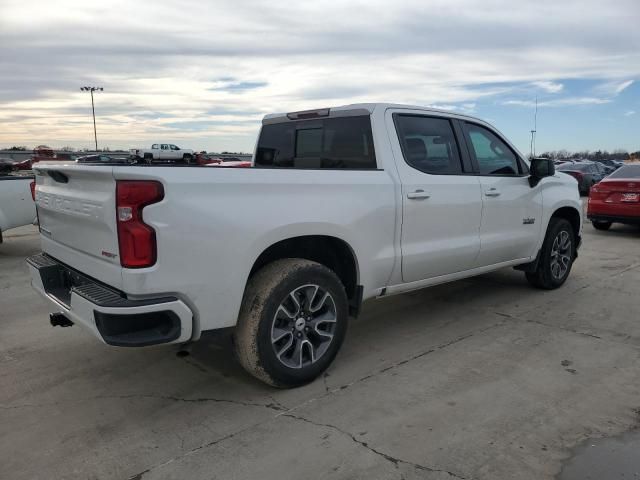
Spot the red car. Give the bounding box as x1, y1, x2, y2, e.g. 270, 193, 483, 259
206, 158, 252, 168
587, 164, 640, 230
31, 145, 56, 163
13, 158, 33, 170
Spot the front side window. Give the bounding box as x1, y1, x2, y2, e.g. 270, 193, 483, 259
255, 115, 376, 169
466, 124, 520, 175
394, 115, 462, 174
170, 145, 179, 150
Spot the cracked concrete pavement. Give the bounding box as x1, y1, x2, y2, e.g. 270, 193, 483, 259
1, 217, 640, 480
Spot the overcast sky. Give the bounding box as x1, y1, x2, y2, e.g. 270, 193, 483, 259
1, 0, 639, 154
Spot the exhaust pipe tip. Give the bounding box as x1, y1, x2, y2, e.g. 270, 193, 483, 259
50, 313, 73, 328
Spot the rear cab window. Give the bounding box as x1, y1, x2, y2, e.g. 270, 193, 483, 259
255, 115, 377, 169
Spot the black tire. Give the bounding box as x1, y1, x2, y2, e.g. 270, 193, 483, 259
525, 218, 576, 290
182, 153, 192, 163
234, 259, 348, 388
592, 220, 612, 231
143, 153, 153, 163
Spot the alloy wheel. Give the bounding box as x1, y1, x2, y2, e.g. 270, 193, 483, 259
550, 230, 572, 280
270, 284, 337, 369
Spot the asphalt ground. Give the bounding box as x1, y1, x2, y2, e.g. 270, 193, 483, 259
1, 217, 639, 480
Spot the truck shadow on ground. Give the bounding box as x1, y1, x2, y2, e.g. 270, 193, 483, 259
182, 267, 539, 392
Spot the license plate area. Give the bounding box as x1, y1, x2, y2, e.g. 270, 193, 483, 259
621, 193, 639, 203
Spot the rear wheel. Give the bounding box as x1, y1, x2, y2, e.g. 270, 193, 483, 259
526, 218, 575, 289
592, 220, 612, 231
182, 153, 193, 163
234, 259, 348, 388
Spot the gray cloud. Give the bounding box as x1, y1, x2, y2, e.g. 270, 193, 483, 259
1, 0, 639, 150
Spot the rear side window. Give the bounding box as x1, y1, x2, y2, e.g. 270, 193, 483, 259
255, 115, 376, 169
394, 115, 462, 174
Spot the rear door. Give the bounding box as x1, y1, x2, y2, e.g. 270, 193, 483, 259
34, 165, 123, 288
160, 144, 170, 160
461, 122, 542, 266
388, 110, 482, 282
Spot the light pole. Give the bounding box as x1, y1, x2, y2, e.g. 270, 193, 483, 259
529, 96, 538, 158
80, 86, 103, 151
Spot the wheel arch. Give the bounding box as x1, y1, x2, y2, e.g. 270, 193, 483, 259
248, 235, 362, 316
550, 206, 581, 244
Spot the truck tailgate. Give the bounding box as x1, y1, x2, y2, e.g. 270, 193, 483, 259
34, 165, 123, 289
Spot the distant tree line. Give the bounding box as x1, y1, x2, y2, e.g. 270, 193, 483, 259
537, 149, 639, 161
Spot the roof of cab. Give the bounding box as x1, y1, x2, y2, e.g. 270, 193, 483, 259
262, 103, 485, 125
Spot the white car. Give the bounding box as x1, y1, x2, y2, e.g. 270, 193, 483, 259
0, 174, 36, 242
130, 144, 194, 162
28, 103, 582, 387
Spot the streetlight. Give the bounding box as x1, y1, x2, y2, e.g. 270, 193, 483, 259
529, 96, 538, 158
80, 86, 103, 151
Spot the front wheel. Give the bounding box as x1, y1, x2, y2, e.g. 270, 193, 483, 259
526, 218, 576, 289
234, 259, 348, 388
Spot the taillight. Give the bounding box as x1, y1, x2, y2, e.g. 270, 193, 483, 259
116, 180, 164, 268
30, 181, 36, 201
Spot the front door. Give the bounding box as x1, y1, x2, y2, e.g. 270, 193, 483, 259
389, 111, 483, 283
462, 122, 542, 266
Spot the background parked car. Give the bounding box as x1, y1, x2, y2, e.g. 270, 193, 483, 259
593, 158, 624, 174
557, 161, 607, 195
76, 154, 131, 164
130, 144, 194, 162
11, 157, 33, 170
206, 157, 252, 167
587, 164, 640, 230
194, 152, 223, 165
31, 145, 55, 163
0, 158, 16, 174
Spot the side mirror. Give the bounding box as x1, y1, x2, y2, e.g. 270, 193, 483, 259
529, 157, 555, 187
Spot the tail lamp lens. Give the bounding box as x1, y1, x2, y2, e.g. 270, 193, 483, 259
116, 181, 164, 268
30, 181, 36, 201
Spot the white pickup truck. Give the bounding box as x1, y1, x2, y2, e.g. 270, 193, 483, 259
28, 103, 582, 387
0, 174, 36, 243
130, 144, 194, 162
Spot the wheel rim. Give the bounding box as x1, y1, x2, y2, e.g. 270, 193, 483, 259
550, 230, 572, 280
270, 284, 337, 369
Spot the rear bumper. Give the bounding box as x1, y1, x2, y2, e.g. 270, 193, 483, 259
587, 214, 640, 225
27, 254, 193, 347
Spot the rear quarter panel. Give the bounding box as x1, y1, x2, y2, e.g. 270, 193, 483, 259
113, 166, 397, 335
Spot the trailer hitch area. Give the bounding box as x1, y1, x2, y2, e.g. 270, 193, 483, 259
50, 312, 74, 328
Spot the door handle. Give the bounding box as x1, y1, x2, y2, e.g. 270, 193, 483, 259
407, 190, 431, 200
484, 188, 501, 197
